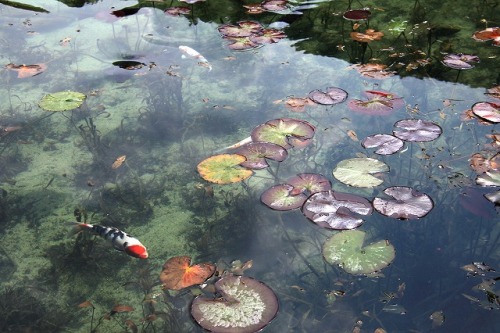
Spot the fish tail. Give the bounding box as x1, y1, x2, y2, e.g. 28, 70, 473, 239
67, 221, 91, 237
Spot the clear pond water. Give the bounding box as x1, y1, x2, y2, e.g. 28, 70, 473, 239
0, 0, 498, 332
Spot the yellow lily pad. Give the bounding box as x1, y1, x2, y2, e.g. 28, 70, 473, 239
39, 91, 86, 112
197, 154, 253, 184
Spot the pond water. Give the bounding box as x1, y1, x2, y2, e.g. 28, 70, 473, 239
0, 0, 498, 332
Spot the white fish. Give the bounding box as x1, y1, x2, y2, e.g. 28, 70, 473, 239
216, 136, 252, 152
178, 45, 212, 71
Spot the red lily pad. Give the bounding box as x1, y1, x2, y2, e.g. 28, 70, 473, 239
226, 36, 261, 51
218, 21, 262, 37
262, 0, 288, 11
261, 184, 308, 211
442, 53, 480, 70
393, 119, 442, 142
348, 90, 404, 115
472, 27, 500, 47
164, 7, 191, 16
373, 186, 434, 220
235, 141, 288, 169
251, 118, 315, 149
343, 9, 371, 21
471, 102, 500, 123
160, 256, 215, 290
286, 173, 332, 195
361, 134, 404, 155
308, 87, 348, 105
302, 190, 373, 230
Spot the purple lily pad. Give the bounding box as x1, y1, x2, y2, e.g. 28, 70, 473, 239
286, 173, 332, 195
235, 141, 288, 169
343, 9, 371, 21
471, 101, 500, 123
262, 0, 288, 11
302, 190, 373, 230
226, 36, 261, 51
308, 87, 348, 105
393, 119, 442, 142
361, 134, 404, 155
249, 28, 287, 44
261, 184, 307, 211
251, 118, 315, 149
348, 90, 404, 115
373, 186, 434, 220
442, 53, 480, 70
218, 21, 263, 37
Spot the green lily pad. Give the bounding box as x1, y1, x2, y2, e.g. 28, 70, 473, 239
322, 230, 395, 275
39, 91, 86, 111
332, 157, 389, 187
197, 154, 253, 184
251, 118, 315, 149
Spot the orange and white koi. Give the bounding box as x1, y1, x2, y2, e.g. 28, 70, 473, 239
179, 45, 212, 71
73, 223, 148, 259
216, 136, 252, 152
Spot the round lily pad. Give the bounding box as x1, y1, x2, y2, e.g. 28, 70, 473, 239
393, 119, 442, 142
361, 134, 404, 155
441, 53, 480, 70
472, 102, 500, 123
39, 91, 86, 112
348, 90, 404, 116
235, 141, 288, 169
323, 229, 395, 275
373, 186, 434, 220
197, 154, 253, 184
308, 87, 348, 105
302, 190, 373, 229
251, 118, 315, 149
332, 157, 389, 187
286, 173, 332, 195
191, 275, 279, 333
261, 184, 307, 211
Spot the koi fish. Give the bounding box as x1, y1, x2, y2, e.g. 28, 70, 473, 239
73, 223, 148, 259
215, 136, 252, 153
178, 45, 212, 71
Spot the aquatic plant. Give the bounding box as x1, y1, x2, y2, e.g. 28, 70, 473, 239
191, 275, 279, 333
361, 134, 404, 155
332, 157, 389, 187
348, 90, 404, 115
372, 186, 434, 220
5, 63, 47, 78
251, 118, 315, 149
302, 190, 373, 229
343, 9, 371, 21
322, 230, 395, 275
160, 256, 215, 290
197, 154, 253, 184
307, 87, 348, 105
441, 53, 480, 70
392, 119, 442, 142
261, 183, 308, 210
38, 91, 86, 112
235, 141, 288, 169
472, 27, 500, 47
471, 101, 500, 123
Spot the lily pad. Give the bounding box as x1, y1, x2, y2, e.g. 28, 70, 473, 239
261, 184, 307, 211
373, 186, 434, 220
38, 91, 86, 112
361, 134, 404, 155
251, 118, 315, 149
332, 157, 389, 187
343, 9, 371, 21
471, 102, 500, 123
442, 53, 480, 70
302, 190, 373, 229
160, 256, 215, 290
476, 171, 500, 187
322, 230, 395, 275
197, 154, 253, 184
235, 141, 288, 169
393, 119, 442, 142
348, 90, 404, 115
191, 275, 279, 333
286, 173, 332, 195
472, 27, 500, 47
308, 87, 348, 105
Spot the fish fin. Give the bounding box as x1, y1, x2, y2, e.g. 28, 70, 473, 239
66, 221, 89, 237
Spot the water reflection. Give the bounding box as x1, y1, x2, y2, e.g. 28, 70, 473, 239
0, 1, 498, 332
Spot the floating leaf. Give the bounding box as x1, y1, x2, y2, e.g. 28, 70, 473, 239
249, 28, 286, 44
472, 27, 500, 47
286, 173, 332, 195
302, 190, 373, 229
284, 97, 315, 112
5, 63, 47, 78
350, 29, 384, 43
373, 186, 434, 220
349, 63, 395, 79
441, 53, 480, 70
191, 275, 279, 333
261, 184, 307, 211
251, 118, 315, 149
393, 119, 442, 142
160, 256, 215, 290
343, 9, 371, 21
471, 102, 500, 123
362, 134, 404, 155
332, 157, 389, 187
197, 154, 253, 184
476, 171, 500, 187
308, 87, 348, 105
235, 141, 288, 169
348, 90, 404, 115
322, 230, 395, 275
38, 91, 86, 112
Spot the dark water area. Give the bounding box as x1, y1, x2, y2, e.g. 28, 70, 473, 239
0, 0, 498, 332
